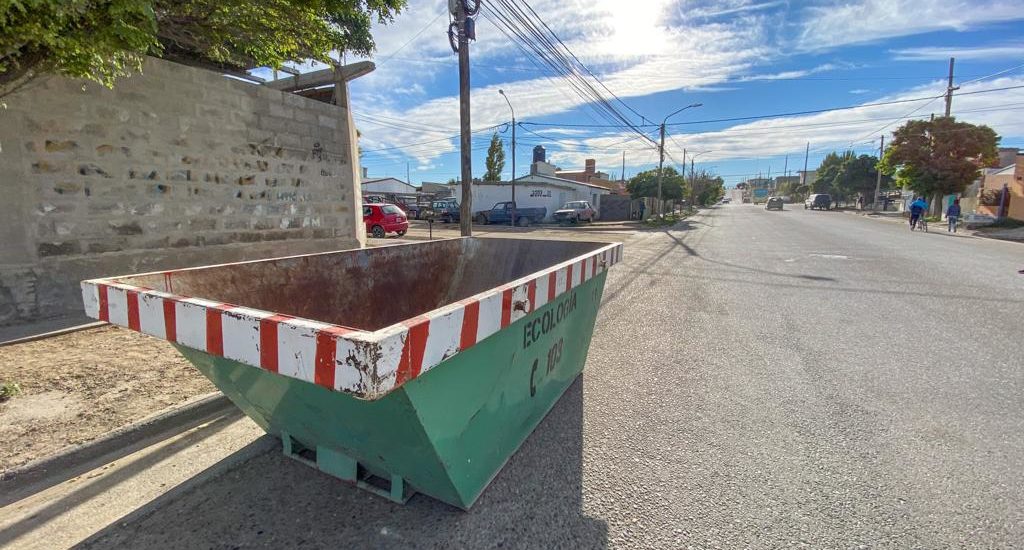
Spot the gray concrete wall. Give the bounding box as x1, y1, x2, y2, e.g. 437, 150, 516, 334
0, 57, 365, 324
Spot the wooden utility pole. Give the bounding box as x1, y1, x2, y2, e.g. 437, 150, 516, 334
801, 142, 809, 187
456, 4, 473, 236
873, 135, 884, 211
656, 123, 666, 216
944, 57, 958, 118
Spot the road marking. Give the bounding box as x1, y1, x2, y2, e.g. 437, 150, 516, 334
809, 254, 849, 259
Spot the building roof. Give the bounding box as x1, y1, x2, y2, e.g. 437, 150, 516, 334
512, 172, 612, 192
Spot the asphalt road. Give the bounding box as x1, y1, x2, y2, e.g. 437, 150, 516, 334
80, 205, 1024, 549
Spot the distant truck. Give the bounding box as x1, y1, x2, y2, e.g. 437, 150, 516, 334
474, 201, 547, 227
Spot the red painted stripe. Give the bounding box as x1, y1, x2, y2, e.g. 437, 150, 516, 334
566, 264, 574, 290
527, 280, 537, 313
259, 314, 291, 373
126, 291, 140, 331
460, 300, 480, 349
314, 326, 352, 389
98, 285, 109, 322
547, 272, 557, 302
580, 259, 588, 282
205, 305, 233, 356
163, 299, 177, 342
500, 288, 513, 328
395, 319, 429, 386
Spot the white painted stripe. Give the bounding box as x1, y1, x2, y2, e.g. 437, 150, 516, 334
475, 292, 503, 342
510, 284, 531, 324
421, 307, 465, 374
534, 271, 550, 309
555, 266, 568, 296
82, 283, 100, 320
276, 319, 327, 383
372, 332, 407, 395
137, 292, 166, 338
175, 300, 208, 351
106, 286, 129, 327
572, 261, 583, 288
334, 337, 364, 393
221, 310, 264, 366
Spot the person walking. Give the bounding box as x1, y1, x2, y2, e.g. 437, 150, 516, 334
947, 198, 961, 233
638, 201, 646, 220
909, 196, 928, 230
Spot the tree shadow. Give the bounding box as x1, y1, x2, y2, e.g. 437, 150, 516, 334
77, 377, 607, 549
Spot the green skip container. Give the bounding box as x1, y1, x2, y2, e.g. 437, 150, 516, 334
81, 237, 622, 509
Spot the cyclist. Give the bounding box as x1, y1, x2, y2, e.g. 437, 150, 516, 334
909, 196, 928, 230
947, 199, 961, 233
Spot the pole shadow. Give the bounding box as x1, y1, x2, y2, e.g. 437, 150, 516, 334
76, 377, 607, 549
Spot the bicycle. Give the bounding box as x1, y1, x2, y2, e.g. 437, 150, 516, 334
917, 216, 929, 232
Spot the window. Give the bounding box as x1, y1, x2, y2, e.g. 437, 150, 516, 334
362, 206, 373, 217
382, 205, 402, 215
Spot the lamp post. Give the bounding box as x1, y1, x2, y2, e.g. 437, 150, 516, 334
688, 150, 712, 208
499, 89, 516, 227
657, 103, 702, 216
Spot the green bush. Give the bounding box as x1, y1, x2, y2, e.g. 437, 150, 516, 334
0, 381, 21, 403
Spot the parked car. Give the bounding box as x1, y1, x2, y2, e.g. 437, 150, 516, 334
721, 197, 731, 203
363, 203, 408, 238
424, 199, 461, 223
765, 197, 784, 210
553, 201, 597, 224
474, 201, 547, 226
804, 193, 833, 210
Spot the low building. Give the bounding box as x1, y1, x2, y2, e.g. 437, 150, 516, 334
977, 154, 1024, 220
362, 177, 417, 195
556, 158, 625, 193
466, 160, 611, 222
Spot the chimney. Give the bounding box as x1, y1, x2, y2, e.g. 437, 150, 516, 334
585, 159, 596, 174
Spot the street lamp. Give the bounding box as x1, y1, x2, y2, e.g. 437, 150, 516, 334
657, 103, 702, 216
688, 150, 713, 207
499, 89, 516, 227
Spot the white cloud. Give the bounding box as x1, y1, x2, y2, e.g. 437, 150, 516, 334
892, 43, 1024, 61
849, 88, 871, 94
739, 63, 838, 81
797, 0, 1024, 51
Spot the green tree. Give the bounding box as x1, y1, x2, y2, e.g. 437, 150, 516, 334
483, 132, 505, 181
686, 169, 725, 206
1, 0, 406, 97
627, 167, 685, 201
879, 116, 999, 210
813, 151, 855, 196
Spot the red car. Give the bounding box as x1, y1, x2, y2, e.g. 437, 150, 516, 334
363, 203, 409, 238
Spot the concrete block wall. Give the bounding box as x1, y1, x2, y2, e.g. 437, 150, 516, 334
0, 57, 365, 324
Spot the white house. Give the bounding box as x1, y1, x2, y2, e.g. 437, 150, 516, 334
467, 161, 610, 221
362, 177, 417, 195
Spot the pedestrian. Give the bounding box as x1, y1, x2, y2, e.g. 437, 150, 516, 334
908, 196, 928, 230
638, 201, 646, 220
947, 198, 961, 233
857, 195, 865, 210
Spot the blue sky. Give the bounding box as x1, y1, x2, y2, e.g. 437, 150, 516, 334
286, 0, 1024, 186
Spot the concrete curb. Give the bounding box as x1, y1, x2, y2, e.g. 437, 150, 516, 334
0, 391, 236, 507
0, 321, 107, 347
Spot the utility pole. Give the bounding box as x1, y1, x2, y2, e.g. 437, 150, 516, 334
451, 1, 475, 236
656, 123, 666, 216
873, 135, 884, 211
801, 142, 809, 187
782, 155, 788, 192
406, 162, 410, 185
620, 151, 625, 184
944, 57, 959, 117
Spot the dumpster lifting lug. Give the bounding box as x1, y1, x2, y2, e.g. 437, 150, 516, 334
281, 431, 415, 505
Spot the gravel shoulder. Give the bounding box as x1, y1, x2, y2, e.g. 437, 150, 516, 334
0, 325, 214, 471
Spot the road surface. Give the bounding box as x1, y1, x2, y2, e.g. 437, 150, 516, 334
76, 205, 1024, 548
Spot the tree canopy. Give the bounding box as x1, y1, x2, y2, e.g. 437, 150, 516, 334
627, 167, 685, 201
878, 116, 999, 198
686, 169, 725, 206
483, 132, 505, 181
814, 150, 890, 200
0, 0, 406, 97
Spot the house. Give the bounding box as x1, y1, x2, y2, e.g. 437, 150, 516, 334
466, 157, 612, 222
977, 154, 1024, 220
362, 176, 417, 195
555, 159, 624, 193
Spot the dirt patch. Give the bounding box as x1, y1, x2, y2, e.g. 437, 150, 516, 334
0, 325, 215, 472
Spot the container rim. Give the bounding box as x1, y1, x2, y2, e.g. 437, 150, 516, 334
81, 237, 623, 400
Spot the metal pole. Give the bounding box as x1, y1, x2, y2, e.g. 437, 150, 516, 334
873, 135, 884, 211
945, 57, 958, 117
801, 142, 809, 187
457, 4, 472, 236
656, 122, 666, 216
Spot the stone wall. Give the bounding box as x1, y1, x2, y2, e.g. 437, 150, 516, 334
0, 57, 365, 324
